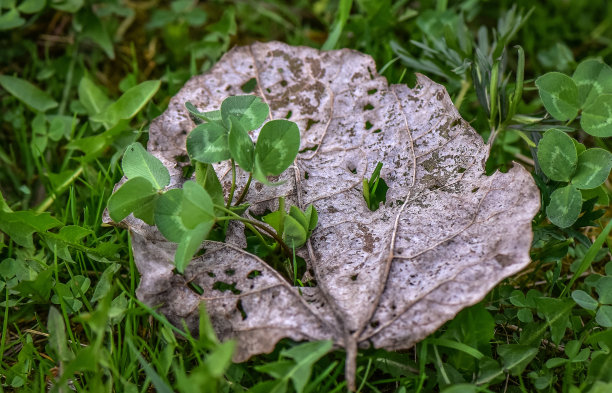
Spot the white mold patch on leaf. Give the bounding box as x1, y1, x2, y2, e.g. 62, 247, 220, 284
108, 41, 540, 390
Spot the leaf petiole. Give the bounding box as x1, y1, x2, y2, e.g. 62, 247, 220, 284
226, 159, 237, 209
234, 172, 253, 206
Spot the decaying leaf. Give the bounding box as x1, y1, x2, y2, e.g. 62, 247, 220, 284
108, 42, 540, 389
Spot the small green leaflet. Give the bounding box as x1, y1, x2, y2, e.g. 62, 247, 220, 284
185, 102, 222, 125
91, 80, 161, 129
78, 76, 111, 116
536, 129, 577, 182
536, 59, 612, 136
572, 148, 612, 189
175, 221, 214, 273
107, 177, 158, 223
154, 189, 186, 243
153, 181, 216, 271
581, 94, 612, 137
253, 119, 300, 181
187, 121, 231, 163
363, 162, 389, 211
195, 162, 225, 206
546, 184, 582, 228
0, 74, 58, 112
254, 340, 332, 393
180, 180, 216, 229
535, 72, 580, 121
220, 95, 269, 131
282, 205, 317, 248
572, 59, 612, 108
229, 116, 255, 171
0, 207, 62, 249
122, 142, 170, 189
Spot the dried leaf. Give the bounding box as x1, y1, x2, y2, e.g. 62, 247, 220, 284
108, 42, 540, 390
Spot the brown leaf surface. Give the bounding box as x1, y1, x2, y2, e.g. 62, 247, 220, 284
113, 41, 540, 389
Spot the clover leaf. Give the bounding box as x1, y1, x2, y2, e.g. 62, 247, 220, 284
536, 59, 612, 136
187, 121, 231, 163
220, 95, 269, 131
253, 119, 300, 182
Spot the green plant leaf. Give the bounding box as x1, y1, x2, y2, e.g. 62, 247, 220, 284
195, 162, 225, 206
0, 208, 62, 248
187, 121, 231, 163
175, 221, 213, 273
91, 80, 160, 128
572, 148, 612, 189
78, 76, 111, 116
596, 306, 612, 328
536, 297, 574, 344
304, 204, 318, 232
180, 181, 215, 229
572, 290, 599, 310
581, 186, 609, 205
572, 59, 612, 108
47, 307, 72, 362
536, 129, 577, 182
31, 113, 48, 157
107, 177, 158, 223
546, 185, 582, 228
220, 95, 269, 131
595, 276, 612, 305
498, 344, 538, 376
0, 75, 58, 112
535, 72, 580, 121
581, 94, 612, 137
254, 119, 300, 179
122, 142, 170, 189
154, 189, 187, 243
185, 102, 222, 125
228, 116, 255, 171
18, 0, 46, 14
283, 214, 307, 248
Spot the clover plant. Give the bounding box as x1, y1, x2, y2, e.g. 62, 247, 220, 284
534, 59, 612, 229
108, 95, 316, 277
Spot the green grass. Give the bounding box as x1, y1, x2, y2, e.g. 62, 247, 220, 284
1, 0, 612, 392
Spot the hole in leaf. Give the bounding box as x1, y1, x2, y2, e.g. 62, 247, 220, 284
306, 119, 319, 131
367, 88, 377, 95
225, 268, 236, 276
212, 281, 241, 295
266, 88, 271, 93
299, 144, 318, 154
280, 80, 288, 87
247, 270, 262, 279
373, 129, 382, 134
187, 281, 204, 295
365, 121, 373, 130
370, 320, 380, 328
472, 187, 479, 193
241, 78, 257, 93
236, 299, 247, 320
458, 167, 466, 173
285, 110, 292, 119
304, 171, 309, 179
347, 163, 357, 174
175, 154, 189, 163
225, 85, 232, 91
207, 272, 216, 278
363, 103, 374, 110
350, 274, 358, 281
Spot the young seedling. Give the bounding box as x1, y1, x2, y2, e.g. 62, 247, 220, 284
108, 95, 318, 280
362, 162, 389, 211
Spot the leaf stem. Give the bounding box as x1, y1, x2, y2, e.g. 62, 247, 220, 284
226, 159, 237, 209
233, 172, 252, 206
214, 204, 292, 257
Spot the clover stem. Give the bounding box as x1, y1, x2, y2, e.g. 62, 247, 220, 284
214, 204, 292, 257
234, 172, 253, 206
278, 196, 285, 237
226, 159, 237, 209
216, 216, 274, 252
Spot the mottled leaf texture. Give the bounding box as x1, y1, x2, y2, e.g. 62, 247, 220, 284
106, 42, 539, 390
